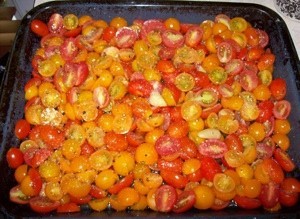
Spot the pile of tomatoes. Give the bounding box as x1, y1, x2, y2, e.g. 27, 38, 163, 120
6, 12, 300, 214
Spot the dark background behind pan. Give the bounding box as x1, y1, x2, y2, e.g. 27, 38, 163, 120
1, 0, 300, 218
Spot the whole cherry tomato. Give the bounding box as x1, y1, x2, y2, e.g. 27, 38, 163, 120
30, 19, 49, 37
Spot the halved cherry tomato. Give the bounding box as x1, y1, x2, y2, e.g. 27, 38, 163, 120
200, 157, 222, 181
160, 169, 188, 189
155, 185, 177, 212
23, 148, 52, 168
259, 181, 280, 209
128, 79, 153, 98
198, 139, 228, 159
217, 41, 235, 63
162, 29, 184, 48
273, 100, 291, 119
29, 196, 60, 213
234, 195, 261, 210
115, 27, 138, 48
192, 88, 219, 108
269, 78, 287, 100
108, 174, 134, 195
273, 148, 295, 172
31, 19, 49, 37
185, 26, 203, 47
9, 185, 30, 204
172, 190, 196, 213
57, 202, 80, 213
48, 13, 64, 34
155, 134, 180, 157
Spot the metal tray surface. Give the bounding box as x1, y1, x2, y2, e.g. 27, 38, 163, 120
1, 0, 300, 218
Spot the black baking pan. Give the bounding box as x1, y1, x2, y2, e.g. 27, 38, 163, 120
1, 0, 300, 218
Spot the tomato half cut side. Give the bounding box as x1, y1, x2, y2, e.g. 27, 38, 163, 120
155, 185, 177, 212
273, 100, 291, 119
172, 190, 196, 213
155, 134, 180, 157
57, 202, 80, 213
9, 185, 30, 204
198, 139, 228, 159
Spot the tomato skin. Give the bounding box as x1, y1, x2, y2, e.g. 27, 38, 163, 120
128, 79, 153, 98
57, 202, 80, 213
256, 100, 274, 123
31, 19, 49, 37
270, 78, 287, 100
224, 133, 243, 152
15, 119, 31, 139
234, 195, 261, 210
40, 125, 65, 149
6, 148, 24, 169
259, 182, 280, 209
273, 148, 295, 172
158, 158, 183, 173
279, 189, 299, 207
29, 196, 60, 213
23, 148, 52, 168
160, 169, 188, 189
108, 174, 134, 195
200, 157, 222, 181
155, 185, 177, 212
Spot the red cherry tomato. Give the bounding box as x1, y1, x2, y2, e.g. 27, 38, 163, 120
224, 59, 244, 76
63, 26, 82, 37
259, 182, 280, 209
155, 185, 177, 212
239, 68, 259, 91
23, 148, 52, 168
30, 19, 49, 37
273, 100, 291, 119
269, 78, 287, 100
108, 173, 134, 195
224, 133, 243, 152
158, 158, 183, 173
69, 194, 92, 205
279, 189, 299, 207
198, 139, 228, 159
200, 156, 222, 181
185, 26, 203, 47
179, 136, 199, 160
115, 27, 138, 48
127, 79, 153, 98
29, 196, 60, 213
256, 100, 274, 123
102, 26, 117, 42
48, 13, 63, 34
155, 134, 180, 157
234, 195, 261, 210
60, 38, 79, 61
40, 125, 65, 149
160, 169, 188, 189
89, 185, 107, 199
172, 190, 196, 213
6, 148, 24, 169
281, 177, 300, 193
273, 148, 295, 172
57, 202, 80, 213
257, 29, 269, 48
